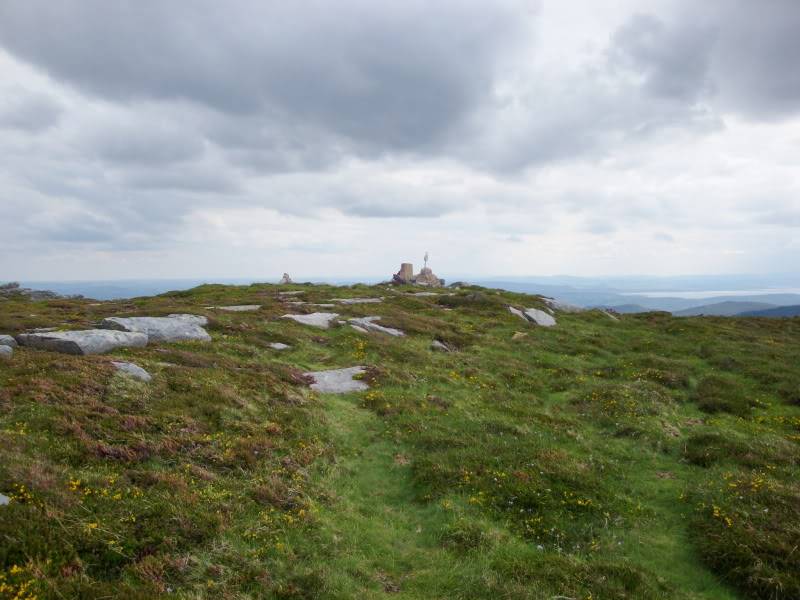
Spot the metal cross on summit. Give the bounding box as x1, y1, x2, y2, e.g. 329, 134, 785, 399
424, 251, 429, 269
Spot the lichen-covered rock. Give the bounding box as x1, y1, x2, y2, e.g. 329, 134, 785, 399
333, 298, 383, 305
304, 366, 368, 393
0, 345, 12, 360
100, 316, 211, 342
16, 330, 148, 355
215, 305, 261, 312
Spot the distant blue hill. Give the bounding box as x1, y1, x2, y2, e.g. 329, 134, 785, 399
738, 305, 800, 318
673, 301, 777, 317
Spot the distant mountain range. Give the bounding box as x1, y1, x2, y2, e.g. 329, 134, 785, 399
738, 305, 800, 318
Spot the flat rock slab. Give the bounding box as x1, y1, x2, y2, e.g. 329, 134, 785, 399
508, 306, 557, 327
278, 291, 304, 296
524, 308, 557, 327
0, 493, 8, 506
268, 342, 290, 350
0, 346, 12, 360
281, 312, 339, 329
214, 305, 261, 312
410, 292, 439, 297
101, 316, 211, 342
167, 314, 209, 326
112, 361, 152, 382
305, 366, 368, 393
349, 316, 404, 337
332, 298, 383, 305
0, 334, 17, 348
16, 329, 148, 355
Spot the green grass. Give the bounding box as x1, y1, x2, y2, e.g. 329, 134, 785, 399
1, 283, 799, 598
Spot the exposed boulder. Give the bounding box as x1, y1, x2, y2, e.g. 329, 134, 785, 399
0, 334, 17, 348
279, 273, 293, 284
100, 316, 211, 342
268, 342, 290, 350
508, 306, 557, 327
304, 366, 368, 393
511, 332, 528, 340
16, 330, 148, 355
349, 316, 404, 337
112, 361, 152, 382
0, 345, 12, 360
281, 312, 339, 329
0, 493, 8, 506
214, 305, 261, 312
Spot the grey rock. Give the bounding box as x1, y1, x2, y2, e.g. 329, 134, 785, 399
349, 316, 404, 337
350, 325, 369, 334
0, 334, 17, 348
215, 305, 261, 312
281, 312, 339, 329
167, 314, 209, 326
268, 342, 290, 350
0, 493, 9, 506
333, 297, 384, 305
305, 366, 368, 393
310, 303, 336, 308
16, 329, 148, 355
112, 361, 152, 382
278, 291, 304, 296
0, 345, 12, 360
524, 308, 557, 327
29, 327, 58, 333
101, 316, 211, 342
431, 340, 452, 352
508, 306, 527, 321
280, 273, 293, 284
410, 292, 439, 297
508, 306, 557, 327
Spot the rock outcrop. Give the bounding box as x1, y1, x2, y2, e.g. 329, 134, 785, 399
279, 273, 293, 284
0, 346, 12, 360
16, 330, 148, 355
100, 316, 211, 342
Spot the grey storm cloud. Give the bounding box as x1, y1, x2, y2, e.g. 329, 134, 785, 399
0, 0, 528, 155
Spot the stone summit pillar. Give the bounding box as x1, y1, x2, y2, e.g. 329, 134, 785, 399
393, 263, 414, 284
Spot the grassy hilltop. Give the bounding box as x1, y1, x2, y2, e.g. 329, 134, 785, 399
1, 283, 799, 599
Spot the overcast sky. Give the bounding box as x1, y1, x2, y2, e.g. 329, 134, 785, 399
0, 0, 798, 281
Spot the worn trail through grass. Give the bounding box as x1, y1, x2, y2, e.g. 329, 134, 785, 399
309, 393, 466, 598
